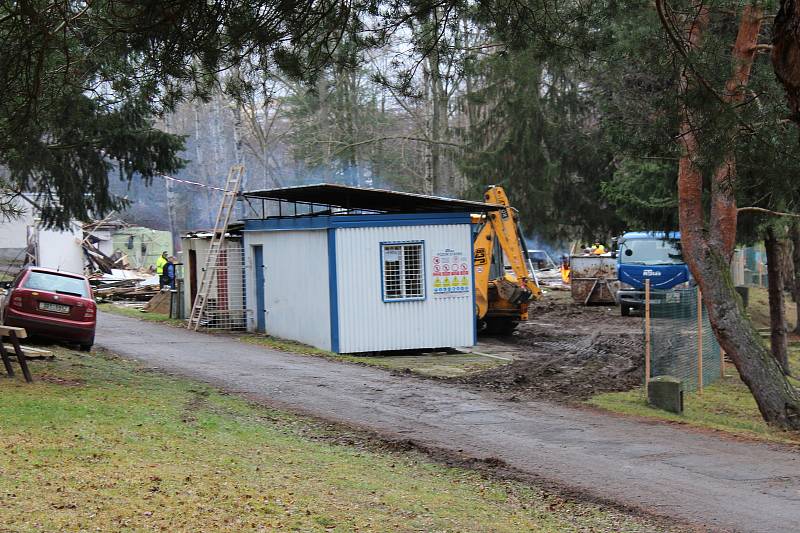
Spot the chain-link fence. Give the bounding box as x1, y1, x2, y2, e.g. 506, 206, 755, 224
645, 286, 722, 392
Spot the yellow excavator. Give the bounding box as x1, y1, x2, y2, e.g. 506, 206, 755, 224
473, 186, 542, 334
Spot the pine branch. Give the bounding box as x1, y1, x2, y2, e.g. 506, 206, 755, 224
738, 207, 800, 218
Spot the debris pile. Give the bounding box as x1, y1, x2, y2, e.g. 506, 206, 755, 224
535, 268, 569, 290
91, 270, 160, 302
81, 218, 168, 303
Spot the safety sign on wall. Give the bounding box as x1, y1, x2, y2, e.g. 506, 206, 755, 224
432, 248, 471, 298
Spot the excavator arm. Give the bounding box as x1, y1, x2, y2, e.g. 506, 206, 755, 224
473, 216, 494, 320
473, 186, 542, 329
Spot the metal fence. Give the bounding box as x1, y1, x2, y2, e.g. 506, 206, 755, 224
644, 285, 722, 393
197, 241, 248, 331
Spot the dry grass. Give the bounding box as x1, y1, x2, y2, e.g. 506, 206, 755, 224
99, 302, 185, 327
746, 286, 797, 331
590, 341, 800, 446
0, 346, 668, 532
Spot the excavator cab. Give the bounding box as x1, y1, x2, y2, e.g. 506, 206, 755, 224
472, 186, 542, 334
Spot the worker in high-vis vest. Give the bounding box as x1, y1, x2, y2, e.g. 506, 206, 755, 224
156, 251, 169, 288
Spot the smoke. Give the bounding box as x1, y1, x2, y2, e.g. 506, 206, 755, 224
524, 235, 570, 263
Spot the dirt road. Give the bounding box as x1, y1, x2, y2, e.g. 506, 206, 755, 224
97, 312, 800, 533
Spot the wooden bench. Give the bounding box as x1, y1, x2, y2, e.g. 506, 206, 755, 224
3, 344, 53, 359
0, 326, 32, 383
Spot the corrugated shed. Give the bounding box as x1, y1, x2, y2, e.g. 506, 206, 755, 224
334, 224, 474, 353
181, 237, 245, 321
246, 230, 332, 350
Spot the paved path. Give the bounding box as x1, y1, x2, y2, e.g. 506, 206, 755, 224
97, 312, 800, 532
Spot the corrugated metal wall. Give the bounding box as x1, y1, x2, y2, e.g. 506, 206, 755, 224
245, 230, 332, 350
335, 224, 474, 353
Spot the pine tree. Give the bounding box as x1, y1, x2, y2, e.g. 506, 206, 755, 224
0, 1, 359, 227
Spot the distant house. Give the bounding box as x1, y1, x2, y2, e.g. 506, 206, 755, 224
0, 195, 83, 275
0, 195, 35, 271
111, 226, 173, 270
0, 194, 173, 276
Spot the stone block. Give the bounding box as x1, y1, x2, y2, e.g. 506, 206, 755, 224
648, 375, 684, 414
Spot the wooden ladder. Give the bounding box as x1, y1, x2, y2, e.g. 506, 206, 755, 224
187, 165, 245, 330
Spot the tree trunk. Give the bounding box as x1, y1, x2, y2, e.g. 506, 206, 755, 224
772, 0, 800, 128
428, 52, 444, 195
317, 76, 331, 167
791, 222, 800, 333
672, 2, 800, 429
765, 228, 790, 374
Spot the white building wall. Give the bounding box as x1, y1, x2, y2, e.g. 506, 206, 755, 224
244, 230, 331, 350
37, 223, 84, 275
0, 203, 33, 249
0, 197, 35, 264
335, 224, 474, 353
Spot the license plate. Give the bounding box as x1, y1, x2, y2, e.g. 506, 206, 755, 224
39, 301, 70, 314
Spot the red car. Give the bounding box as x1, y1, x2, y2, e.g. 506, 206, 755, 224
3, 267, 96, 350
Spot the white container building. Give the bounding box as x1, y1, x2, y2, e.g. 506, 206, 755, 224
241, 184, 496, 354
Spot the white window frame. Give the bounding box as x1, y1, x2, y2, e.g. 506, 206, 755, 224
381, 241, 425, 302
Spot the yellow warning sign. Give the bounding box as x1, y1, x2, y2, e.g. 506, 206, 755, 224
432, 248, 471, 298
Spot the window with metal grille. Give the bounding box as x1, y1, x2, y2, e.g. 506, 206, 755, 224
381, 241, 424, 301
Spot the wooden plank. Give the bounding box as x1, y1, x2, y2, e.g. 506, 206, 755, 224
143, 290, 172, 314
0, 326, 28, 339
3, 344, 52, 356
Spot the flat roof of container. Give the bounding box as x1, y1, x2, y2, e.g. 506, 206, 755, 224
242, 183, 501, 213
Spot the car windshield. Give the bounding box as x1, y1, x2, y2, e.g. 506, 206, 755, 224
22, 271, 89, 298
527, 251, 556, 269
620, 239, 683, 265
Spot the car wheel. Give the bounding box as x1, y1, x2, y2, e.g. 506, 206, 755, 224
79, 343, 93, 352
621, 305, 631, 317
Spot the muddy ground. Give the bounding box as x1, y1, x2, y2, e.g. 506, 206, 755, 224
461, 290, 643, 402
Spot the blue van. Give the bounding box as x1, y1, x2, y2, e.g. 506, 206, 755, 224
616, 232, 692, 316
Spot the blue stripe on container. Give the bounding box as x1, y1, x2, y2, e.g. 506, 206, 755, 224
470, 227, 477, 346
327, 228, 339, 353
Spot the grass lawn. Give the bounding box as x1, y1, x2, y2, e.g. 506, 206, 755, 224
0, 347, 667, 532
589, 371, 800, 446
99, 302, 185, 327
589, 289, 800, 446
746, 286, 798, 332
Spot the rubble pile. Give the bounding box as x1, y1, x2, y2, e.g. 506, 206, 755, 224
90, 270, 160, 302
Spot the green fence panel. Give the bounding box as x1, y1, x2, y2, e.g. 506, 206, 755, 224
645, 286, 721, 393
